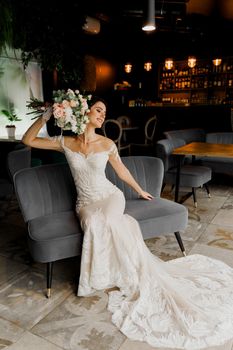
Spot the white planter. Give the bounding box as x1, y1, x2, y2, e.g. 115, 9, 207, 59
6, 125, 16, 139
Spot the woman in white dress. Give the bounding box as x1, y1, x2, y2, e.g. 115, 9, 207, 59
23, 97, 233, 350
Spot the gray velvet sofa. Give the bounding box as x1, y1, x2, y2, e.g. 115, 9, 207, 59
14, 156, 188, 297
164, 128, 233, 175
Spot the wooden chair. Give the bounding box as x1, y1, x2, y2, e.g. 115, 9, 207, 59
130, 115, 157, 155
102, 119, 131, 155
117, 115, 132, 127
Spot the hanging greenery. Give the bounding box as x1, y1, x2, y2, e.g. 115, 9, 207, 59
0, 0, 89, 86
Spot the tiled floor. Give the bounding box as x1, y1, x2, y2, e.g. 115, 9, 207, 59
0, 174, 233, 350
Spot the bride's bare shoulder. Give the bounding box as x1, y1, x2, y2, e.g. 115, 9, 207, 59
100, 136, 115, 148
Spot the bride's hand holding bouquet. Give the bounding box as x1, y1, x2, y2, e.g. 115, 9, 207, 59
26, 89, 92, 135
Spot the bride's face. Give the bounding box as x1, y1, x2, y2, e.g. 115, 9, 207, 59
88, 101, 106, 128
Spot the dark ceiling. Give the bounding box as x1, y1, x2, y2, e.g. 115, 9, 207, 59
84, 0, 233, 63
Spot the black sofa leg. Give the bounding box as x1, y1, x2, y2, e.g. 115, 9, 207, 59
204, 183, 211, 198
192, 187, 197, 207
47, 262, 53, 298
174, 232, 186, 257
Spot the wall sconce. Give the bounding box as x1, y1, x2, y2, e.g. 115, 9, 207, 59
144, 62, 152, 71
188, 56, 196, 68
124, 63, 132, 73
165, 58, 174, 70
212, 58, 222, 66
142, 0, 156, 31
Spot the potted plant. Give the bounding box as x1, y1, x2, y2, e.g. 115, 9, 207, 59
1, 102, 21, 138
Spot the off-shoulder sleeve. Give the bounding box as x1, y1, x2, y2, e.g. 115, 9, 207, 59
108, 142, 122, 162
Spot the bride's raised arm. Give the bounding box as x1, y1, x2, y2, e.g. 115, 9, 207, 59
22, 108, 63, 152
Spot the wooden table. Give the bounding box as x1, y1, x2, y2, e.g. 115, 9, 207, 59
172, 142, 233, 202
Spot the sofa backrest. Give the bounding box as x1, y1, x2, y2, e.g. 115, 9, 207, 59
14, 163, 76, 222
164, 128, 206, 144
206, 132, 233, 144
106, 156, 164, 199
14, 157, 165, 222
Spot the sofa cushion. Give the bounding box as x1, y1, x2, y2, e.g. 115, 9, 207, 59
166, 165, 212, 187
28, 211, 83, 262
125, 198, 188, 239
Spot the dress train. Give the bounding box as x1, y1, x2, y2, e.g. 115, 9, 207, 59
77, 191, 233, 350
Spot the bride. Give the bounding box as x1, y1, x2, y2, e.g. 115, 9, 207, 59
23, 96, 233, 350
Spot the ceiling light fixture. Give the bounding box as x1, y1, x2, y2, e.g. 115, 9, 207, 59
142, 0, 156, 31
124, 63, 132, 73
165, 58, 174, 70
144, 62, 153, 71
212, 58, 222, 66
188, 56, 197, 68
82, 16, 100, 34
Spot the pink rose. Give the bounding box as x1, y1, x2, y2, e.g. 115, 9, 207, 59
53, 105, 65, 119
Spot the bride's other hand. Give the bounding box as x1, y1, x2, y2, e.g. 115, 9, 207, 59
139, 191, 154, 200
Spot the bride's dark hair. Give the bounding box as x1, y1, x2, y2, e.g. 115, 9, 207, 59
88, 96, 107, 136
88, 96, 108, 110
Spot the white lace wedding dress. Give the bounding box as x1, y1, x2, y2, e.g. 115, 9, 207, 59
62, 140, 233, 350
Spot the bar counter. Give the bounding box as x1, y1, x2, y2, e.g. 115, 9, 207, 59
125, 104, 233, 141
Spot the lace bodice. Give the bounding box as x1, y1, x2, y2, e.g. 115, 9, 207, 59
62, 143, 119, 211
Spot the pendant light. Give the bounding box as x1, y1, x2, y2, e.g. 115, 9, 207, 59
144, 62, 153, 71
212, 58, 222, 66
124, 63, 132, 73
165, 58, 174, 70
142, 0, 156, 31
188, 56, 196, 68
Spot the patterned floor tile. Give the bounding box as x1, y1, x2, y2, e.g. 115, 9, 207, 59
119, 339, 233, 350
0, 317, 24, 348
184, 201, 224, 224
212, 208, 233, 226
182, 217, 208, 242
145, 235, 193, 261
5, 331, 63, 350
0, 256, 28, 287
188, 243, 233, 268
32, 291, 126, 350
222, 195, 233, 209
0, 270, 74, 330
197, 223, 233, 251
119, 339, 155, 350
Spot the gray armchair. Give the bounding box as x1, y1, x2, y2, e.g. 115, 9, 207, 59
0, 145, 31, 212
14, 156, 188, 298
156, 138, 212, 206
7, 145, 31, 182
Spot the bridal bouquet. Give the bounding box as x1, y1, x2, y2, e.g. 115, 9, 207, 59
27, 89, 92, 135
